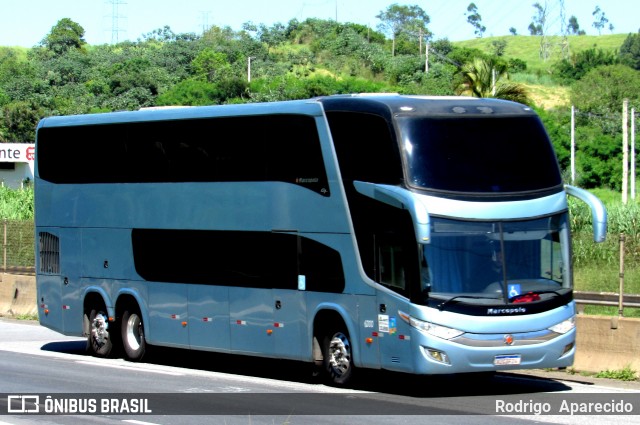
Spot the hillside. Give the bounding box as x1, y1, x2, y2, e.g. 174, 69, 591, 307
453, 34, 629, 109
456, 34, 628, 73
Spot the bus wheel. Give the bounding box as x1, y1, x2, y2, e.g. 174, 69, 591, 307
86, 308, 113, 357
121, 306, 146, 361
323, 329, 354, 386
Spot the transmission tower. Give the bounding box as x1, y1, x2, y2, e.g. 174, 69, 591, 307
106, 0, 127, 44
558, 0, 570, 60
538, 0, 570, 62
534, 1, 550, 61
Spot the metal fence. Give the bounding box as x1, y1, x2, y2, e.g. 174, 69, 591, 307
2, 220, 35, 274
2, 221, 639, 313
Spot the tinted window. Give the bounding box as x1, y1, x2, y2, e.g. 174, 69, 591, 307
326, 111, 402, 184
132, 229, 345, 293
400, 116, 562, 194
37, 114, 330, 196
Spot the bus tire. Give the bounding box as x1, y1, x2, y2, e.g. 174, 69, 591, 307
121, 306, 146, 361
322, 328, 354, 386
86, 308, 113, 357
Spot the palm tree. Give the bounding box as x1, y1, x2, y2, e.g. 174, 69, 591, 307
456, 58, 531, 105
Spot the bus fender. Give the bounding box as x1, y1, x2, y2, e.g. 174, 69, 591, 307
310, 302, 362, 368
82, 286, 115, 319
114, 288, 150, 342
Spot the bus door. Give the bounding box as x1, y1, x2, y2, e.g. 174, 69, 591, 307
229, 287, 274, 355
230, 287, 306, 359
374, 231, 415, 373
229, 232, 306, 360
147, 282, 189, 347
57, 229, 83, 333
188, 285, 230, 351
272, 288, 306, 359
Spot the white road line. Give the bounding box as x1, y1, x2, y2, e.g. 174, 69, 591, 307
75, 360, 185, 376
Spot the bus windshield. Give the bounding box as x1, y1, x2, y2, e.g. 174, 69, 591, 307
400, 116, 562, 194
419, 214, 571, 306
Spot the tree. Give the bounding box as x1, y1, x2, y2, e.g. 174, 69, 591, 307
257, 23, 288, 50
491, 39, 507, 57
554, 48, 619, 83
592, 6, 610, 35
620, 31, 640, 70
0, 101, 42, 143
528, 3, 546, 36
571, 64, 640, 117
41, 18, 86, 55
376, 4, 430, 56
456, 57, 531, 105
465, 3, 486, 38
192, 50, 233, 83
567, 16, 585, 35
509, 27, 518, 36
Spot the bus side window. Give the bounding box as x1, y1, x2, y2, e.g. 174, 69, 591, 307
376, 235, 406, 291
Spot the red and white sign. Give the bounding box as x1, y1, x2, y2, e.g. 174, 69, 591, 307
0, 144, 35, 163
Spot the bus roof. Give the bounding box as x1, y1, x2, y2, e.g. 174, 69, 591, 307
37, 95, 536, 130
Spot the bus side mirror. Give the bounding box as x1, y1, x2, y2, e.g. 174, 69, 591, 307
353, 181, 431, 244
565, 185, 607, 243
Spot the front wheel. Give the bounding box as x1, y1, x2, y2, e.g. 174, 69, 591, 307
322, 329, 354, 386
121, 307, 146, 361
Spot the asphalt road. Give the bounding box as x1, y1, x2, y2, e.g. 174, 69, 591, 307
0, 318, 638, 425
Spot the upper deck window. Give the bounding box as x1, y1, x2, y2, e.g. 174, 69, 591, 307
399, 115, 562, 195
37, 114, 330, 196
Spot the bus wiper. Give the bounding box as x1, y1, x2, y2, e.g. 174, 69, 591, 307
437, 295, 501, 311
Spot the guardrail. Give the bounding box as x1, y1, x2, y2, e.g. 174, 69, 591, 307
574, 291, 640, 314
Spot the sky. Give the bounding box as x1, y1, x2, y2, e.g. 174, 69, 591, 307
0, 0, 638, 47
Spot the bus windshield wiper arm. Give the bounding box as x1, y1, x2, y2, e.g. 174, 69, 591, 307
437, 295, 500, 311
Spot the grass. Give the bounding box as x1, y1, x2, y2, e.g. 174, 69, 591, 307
574, 266, 640, 293
595, 366, 638, 381
453, 34, 629, 110
567, 366, 639, 381
572, 187, 640, 317
456, 34, 629, 74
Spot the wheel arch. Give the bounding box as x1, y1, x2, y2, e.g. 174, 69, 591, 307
311, 304, 361, 367
115, 290, 149, 341
82, 290, 113, 335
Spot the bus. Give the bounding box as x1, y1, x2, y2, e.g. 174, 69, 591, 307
35, 95, 606, 386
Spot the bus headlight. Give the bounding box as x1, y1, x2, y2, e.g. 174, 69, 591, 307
399, 310, 464, 340
548, 316, 575, 334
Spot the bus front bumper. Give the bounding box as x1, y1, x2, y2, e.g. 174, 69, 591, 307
412, 327, 576, 375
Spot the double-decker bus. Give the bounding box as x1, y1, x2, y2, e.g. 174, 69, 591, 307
35, 95, 606, 385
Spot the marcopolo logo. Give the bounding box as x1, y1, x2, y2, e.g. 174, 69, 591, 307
487, 307, 527, 315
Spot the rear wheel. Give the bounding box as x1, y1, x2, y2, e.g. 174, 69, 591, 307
121, 306, 146, 361
322, 328, 354, 386
86, 308, 113, 357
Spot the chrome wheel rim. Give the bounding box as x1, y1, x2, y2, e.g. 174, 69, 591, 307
328, 332, 351, 377
91, 313, 109, 347
125, 313, 142, 351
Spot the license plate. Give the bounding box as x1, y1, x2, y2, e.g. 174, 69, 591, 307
494, 354, 521, 365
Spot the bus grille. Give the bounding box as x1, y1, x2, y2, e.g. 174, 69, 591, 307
39, 232, 60, 274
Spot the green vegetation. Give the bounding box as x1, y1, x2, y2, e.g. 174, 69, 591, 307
457, 34, 628, 74
0, 186, 33, 220
567, 365, 638, 381
595, 365, 638, 381
0, 5, 638, 314
571, 187, 640, 317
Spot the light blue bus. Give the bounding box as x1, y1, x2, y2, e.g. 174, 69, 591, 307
35, 95, 606, 385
